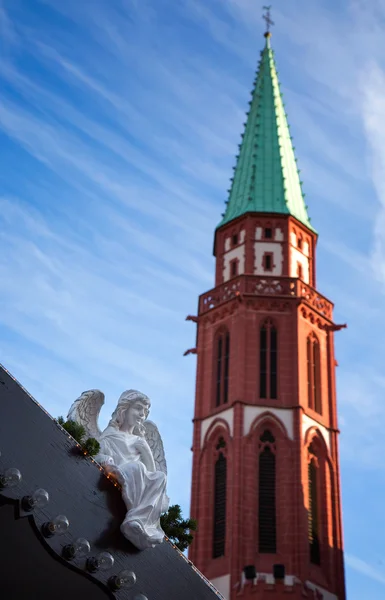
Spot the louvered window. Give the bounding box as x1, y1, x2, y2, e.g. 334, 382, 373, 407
260, 321, 278, 399
308, 457, 321, 565
307, 335, 322, 414
216, 332, 230, 406
258, 430, 276, 553
224, 333, 230, 405
213, 451, 227, 558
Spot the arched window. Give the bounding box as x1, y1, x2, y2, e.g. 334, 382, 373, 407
258, 430, 276, 553
308, 446, 321, 565
260, 320, 277, 399
307, 334, 321, 414
216, 331, 230, 406
213, 439, 227, 558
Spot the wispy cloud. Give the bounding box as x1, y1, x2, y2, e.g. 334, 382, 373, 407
345, 554, 385, 587
360, 63, 385, 286
1, 1, 385, 595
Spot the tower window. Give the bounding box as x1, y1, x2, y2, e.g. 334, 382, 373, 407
259, 430, 276, 553
216, 336, 222, 407
263, 253, 273, 271
224, 333, 230, 405
260, 320, 278, 399
230, 259, 238, 277
232, 233, 238, 246
264, 227, 273, 239
215, 331, 230, 406
213, 451, 227, 558
308, 457, 321, 565
298, 237, 303, 250
297, 262, 303, 279
307, 334, 322, 414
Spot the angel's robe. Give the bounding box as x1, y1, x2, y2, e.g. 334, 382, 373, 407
96, 426, 169, 550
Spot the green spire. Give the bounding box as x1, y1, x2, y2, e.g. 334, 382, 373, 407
218, 33, 315, 232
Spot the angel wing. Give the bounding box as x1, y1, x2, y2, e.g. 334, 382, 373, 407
144, 420, 167, 475
67, 389, 105, 440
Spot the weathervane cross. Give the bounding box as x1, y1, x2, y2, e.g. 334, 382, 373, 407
262, 5, 274, 33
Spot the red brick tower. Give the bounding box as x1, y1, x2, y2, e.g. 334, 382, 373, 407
188, 31, 346, 600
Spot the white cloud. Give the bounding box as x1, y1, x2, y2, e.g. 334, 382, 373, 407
2, 3, 385, 594
345, 554, 385, 586
360, 63, 385, 286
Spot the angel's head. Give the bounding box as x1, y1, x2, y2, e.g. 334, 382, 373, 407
108, 390, 151, 437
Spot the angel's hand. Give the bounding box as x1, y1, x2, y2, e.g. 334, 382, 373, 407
96, 453, 114, 467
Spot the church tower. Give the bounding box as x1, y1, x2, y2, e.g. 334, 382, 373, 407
188, 29, 346, 600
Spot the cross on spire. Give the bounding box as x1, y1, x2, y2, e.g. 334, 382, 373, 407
262, 5, 274, 35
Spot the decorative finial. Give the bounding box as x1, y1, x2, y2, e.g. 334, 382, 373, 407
262, 5, 274, 37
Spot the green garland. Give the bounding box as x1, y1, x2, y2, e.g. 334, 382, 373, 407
57, 417, 100, 457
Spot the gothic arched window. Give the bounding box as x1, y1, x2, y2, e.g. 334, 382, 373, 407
307, 334, 321, 414
213, 439, 227, 558
258, 430, 276, 553
259, 320, 277, 399
215, 331, 230, 406
308, 446, 321, 565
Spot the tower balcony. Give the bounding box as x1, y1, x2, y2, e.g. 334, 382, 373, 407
199, 275, 333, 320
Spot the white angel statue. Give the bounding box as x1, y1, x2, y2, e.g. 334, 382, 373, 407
67, 389, 169, 550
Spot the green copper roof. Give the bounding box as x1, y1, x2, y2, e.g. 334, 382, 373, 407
218, 34, 315, 232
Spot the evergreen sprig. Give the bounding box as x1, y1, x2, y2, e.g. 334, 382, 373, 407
160, 504, 197, 552
82, 437, 101, 456
56, 417, 100, 457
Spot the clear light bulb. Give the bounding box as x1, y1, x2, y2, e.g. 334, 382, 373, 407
24, 488, 50, 509
109, 570, 136, 591
96, 551, 114, 571
73, 537, 91, 557
87, 551, 114, 573
48, 514, 70, 535
0, 467, 22, 488
118, 570, 136, 587
63, 537, 91, 560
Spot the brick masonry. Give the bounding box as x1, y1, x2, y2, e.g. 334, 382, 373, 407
189, 214, 345, 600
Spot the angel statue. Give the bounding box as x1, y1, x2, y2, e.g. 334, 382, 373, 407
67, 389, 169, 550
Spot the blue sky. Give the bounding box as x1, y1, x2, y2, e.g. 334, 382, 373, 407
1, 0, 384, 596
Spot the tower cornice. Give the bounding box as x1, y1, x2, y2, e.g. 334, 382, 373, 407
198, 274, 334, 322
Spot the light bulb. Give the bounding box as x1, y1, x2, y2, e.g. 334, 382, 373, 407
43, 514, 69, 537
63, 537, 91, 560
133, 595, 148, 600
23, 488, 49, 510
73, 537, 91, 556
51, 514, 69, 535
0, 467, 22, 488
87, 551, 114, 573
97, 551, 114, 571
109, 569, 136, 591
